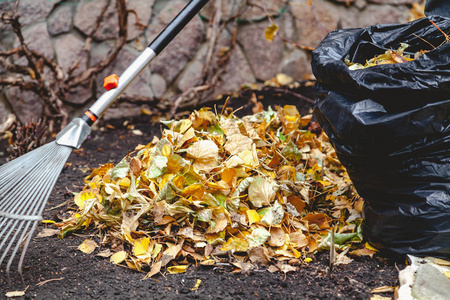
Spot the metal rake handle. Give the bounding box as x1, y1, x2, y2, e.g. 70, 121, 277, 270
56, 0, 210, 149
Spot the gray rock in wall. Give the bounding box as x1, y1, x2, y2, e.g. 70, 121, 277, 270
240, 0, 286, 20
4, 87, 44, 124
17, 0, 55, 26
176, 44, 208, 92
290, 0, 340, 48
339, 4, 408, 28
47, 3, 74, 36
213, 29, 256, 96
16, 22, 55, 60
150, 73, 167, 98
54, 33, 87, 76
237, 20, 285, 81
74, 0, 153, 41
201, 0, 245, 20
280, 49, 312, 81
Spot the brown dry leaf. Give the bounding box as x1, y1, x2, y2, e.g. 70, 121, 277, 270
220, 118, 240, 136
209, 213, 228, 234
130, 157, 142, 176
224, 134, 253, 156
248, 176, 276, 208
96, 249, 113, 258
161, 243, 183, 267
144, 261, 162, 279
268, 227, 286, 247
78, 239, 98, 254
268, 265, 279, 273
36, 228, 60, 238
231, 262, 254, 272
249, 247, 271, 265
277, 262, 297, 274
304, 213, 332, 230
287, 195, 305, 215
349, 248, 376, 258
289, 231, 308, 249
434, 258, 450, 266
187, 140, 219, 162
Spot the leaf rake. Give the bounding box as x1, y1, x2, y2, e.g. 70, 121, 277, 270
0, 0, 209, 284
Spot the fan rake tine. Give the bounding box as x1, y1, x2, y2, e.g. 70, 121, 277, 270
0, 142, 72, 284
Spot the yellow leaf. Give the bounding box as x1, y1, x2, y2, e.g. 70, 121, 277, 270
265, 23, 279, 42
74, 189, 99, 209
41, 220, 55, 224
176, 127, 196, 149
365, 242, 379, 252
191, 279, 202, 291
152, 243, 163, 258
220, 237, 249, 252
444, 271, 450, 280
141, 108, 152, 115
78, 239, 98, 254
167, 265, 189, 274
246, 210, 261, 225
119, 177, 131, 187
434, 258, 450, 266
110, 250, 127, 264
179, 119, 193, 134
181, 184, 205, 199
371, 286, 396, 293
162, 144, 172, 157
200, 259, 216, 266
276, 73, 294, 86
133, 237, 150, 257
305, 257, 313, 263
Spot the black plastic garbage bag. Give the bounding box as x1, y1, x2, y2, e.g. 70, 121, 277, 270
312, 16, 450, 257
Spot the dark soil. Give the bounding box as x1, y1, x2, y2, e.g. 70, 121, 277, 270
0, 87, 403, 299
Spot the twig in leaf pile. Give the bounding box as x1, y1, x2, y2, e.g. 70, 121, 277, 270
328, 225, 335, 276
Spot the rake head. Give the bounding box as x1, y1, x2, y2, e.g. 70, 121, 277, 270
0, 141, 72, 284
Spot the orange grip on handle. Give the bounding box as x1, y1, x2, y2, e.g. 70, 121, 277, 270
103, 74, 119, 91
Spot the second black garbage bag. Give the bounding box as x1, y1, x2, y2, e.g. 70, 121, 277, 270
312, 16, 450, 256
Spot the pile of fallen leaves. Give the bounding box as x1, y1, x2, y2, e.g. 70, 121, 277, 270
345, 43, 427, 70
345, 20, 449, 70
57, 105, 372, 278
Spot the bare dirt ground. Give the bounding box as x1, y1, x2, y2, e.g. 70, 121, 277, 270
0, 87, 404, 299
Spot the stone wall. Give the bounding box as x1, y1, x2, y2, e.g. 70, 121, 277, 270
0, 0, 423, 123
